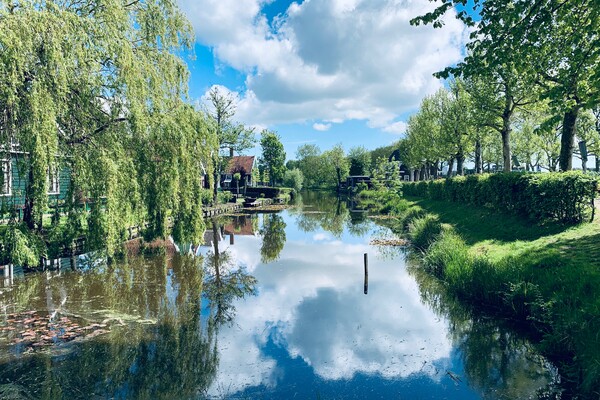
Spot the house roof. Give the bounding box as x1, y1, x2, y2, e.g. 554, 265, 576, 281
225, 156, 255, 175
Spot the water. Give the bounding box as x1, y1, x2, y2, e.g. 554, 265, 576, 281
0, 193, 559, 399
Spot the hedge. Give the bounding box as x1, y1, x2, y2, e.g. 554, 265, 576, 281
402, 172, 598, 224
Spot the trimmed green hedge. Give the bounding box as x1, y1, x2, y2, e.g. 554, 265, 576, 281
402, 172, 598, 223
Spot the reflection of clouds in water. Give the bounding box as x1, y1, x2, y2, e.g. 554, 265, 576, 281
312, 232, 330, 241
208, 234, 453, 395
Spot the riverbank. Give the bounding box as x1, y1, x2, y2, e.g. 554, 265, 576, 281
383, 195, 600, 398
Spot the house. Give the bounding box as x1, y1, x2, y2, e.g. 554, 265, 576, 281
220, 156, 255, 192
1, 150, 70, 218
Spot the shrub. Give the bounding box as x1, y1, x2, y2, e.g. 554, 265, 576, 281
402, 172, 598, 224
398, 207, 426, 231
408, 214, 443, 251
424, 230, 470, 278
217, 190, 233, 204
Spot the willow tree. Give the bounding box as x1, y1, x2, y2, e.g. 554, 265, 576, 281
0, 0, 209, 256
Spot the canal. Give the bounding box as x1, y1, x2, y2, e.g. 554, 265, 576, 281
0, 192, 559, 399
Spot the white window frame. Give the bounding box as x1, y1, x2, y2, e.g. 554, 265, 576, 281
47, 165, 60, 195
0, 159, 11, 196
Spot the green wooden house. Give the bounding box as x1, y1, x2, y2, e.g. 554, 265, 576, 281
1, 152, 71, 218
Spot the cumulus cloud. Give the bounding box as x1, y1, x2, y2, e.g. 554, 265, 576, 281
383, 120, 408, 135
312, 122, 332, 131
178, 0, 468, 132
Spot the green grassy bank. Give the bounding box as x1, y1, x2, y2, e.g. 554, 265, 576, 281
365, 190, 600, 397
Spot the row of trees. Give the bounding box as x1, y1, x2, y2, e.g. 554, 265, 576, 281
285, 143, 401, 190
405, 0, 600, 176
399, 80, 600, 179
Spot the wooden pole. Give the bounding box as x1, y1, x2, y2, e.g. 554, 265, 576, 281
364, 253, 368, 295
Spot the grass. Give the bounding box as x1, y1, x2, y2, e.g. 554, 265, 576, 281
396, 195, 600, 397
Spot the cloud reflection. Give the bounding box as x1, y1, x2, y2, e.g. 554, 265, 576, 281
208, 225, 453, 395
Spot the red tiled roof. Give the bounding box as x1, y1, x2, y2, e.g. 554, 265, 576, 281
225, 156, 255, 175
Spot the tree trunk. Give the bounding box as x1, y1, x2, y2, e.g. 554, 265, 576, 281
559, 107, 580, 171
212, 168, 219, 204
23, 169, 37, 230
475, 139, 482, 174
595, 156, 599, 172
433, 161, 439, 179
456, 149, 465, 176
501, 116, 511, 172
447, 158, 455, 178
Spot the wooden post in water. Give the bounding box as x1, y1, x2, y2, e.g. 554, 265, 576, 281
230, 233, 235, 245
364, 253, 368, 295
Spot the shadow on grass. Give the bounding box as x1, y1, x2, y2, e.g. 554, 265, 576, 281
407, 197, 573, 245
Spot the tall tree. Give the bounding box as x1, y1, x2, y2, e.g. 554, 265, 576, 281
348, 146, 371, 176
206, 87, 255, 203
259, 130, 286, 186
323, 144, 349, 191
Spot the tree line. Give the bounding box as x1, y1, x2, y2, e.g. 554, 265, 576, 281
404, 0, 600, 177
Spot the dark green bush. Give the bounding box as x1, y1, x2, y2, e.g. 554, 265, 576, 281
402, 172, 598, 224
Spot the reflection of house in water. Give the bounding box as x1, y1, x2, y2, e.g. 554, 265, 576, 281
223, 215, 257, 237
202, 225, 225, 246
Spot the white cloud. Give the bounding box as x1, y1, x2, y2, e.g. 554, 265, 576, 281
178, 0, 468, 132
312, 122, 332, 131
383, 120, 408, 135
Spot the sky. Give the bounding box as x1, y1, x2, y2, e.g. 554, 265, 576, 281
176, 0, 471, 160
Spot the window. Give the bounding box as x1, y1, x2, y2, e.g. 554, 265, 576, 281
0, 159, 11, 196
48, 166, 60, 194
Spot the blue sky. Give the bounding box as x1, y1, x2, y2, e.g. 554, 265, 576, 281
177, 0, 470, 160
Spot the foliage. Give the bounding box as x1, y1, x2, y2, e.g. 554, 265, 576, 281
217, 191, 233, 204
0, 0, 219, 261
390, 194, 600, 396
407, 214, 443, 251
259, 130, 286, 186
205, 86, 255, 203
403, 172, 598, 224
348, 146, 371, 176
356, 188, 408, 215
259, 213, 286, 263
0, 223, 44, 266
411, 0, 600, 172
283, 168, 304, 193
294, 144, 339, 188
370, 157, 402, 190
323, 143, 349, 189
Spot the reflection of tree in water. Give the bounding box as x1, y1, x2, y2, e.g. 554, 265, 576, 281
204, 219, 258, 329
407, 261, 561, 399
0, 254, 222, 398
259, 213, 287, 263
290, 192, 351, 238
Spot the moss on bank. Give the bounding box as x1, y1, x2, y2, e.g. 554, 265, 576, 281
386, 196, 600, 398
